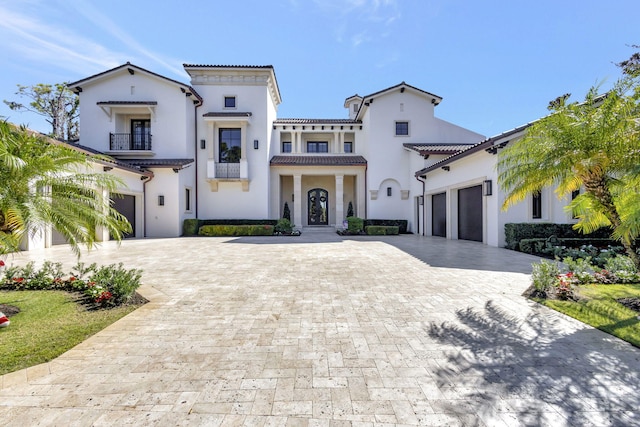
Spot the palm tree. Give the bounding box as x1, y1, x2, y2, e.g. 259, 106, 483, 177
498, 77, 640, 267
0, 120, 131, 256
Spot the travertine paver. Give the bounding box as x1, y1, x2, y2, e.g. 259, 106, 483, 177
1, 234, 639, 426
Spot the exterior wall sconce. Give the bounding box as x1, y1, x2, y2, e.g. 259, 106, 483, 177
158, 195, 165, 206
483, 180, 493, 196
254, 139, 259, 149
387, 187, 392, 197
292, 194, 294, 202
200, 139, 206, 149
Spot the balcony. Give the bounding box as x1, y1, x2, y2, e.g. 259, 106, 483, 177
110, 133, 152, 151
215, 162, 240, 178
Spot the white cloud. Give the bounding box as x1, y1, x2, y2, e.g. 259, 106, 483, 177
0, 4, 122, 76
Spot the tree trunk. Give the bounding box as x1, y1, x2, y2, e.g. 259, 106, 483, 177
583, 176, 640, 268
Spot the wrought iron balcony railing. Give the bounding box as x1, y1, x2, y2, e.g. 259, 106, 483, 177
109, 133, 152, 151
215, 162, 240, 178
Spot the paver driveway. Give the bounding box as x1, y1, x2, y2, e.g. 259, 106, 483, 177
1, 234, 639, 426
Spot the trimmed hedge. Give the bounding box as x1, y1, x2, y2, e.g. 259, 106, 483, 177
364, 219, 408, 234
198, 225, 274, 237
365, 225, 399, 235
519, 237, 617, 254
183, 219, 278, 236
504, 223, 612, 251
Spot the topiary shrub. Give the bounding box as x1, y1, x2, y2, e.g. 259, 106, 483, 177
183, 219, 200, 236
200, 219, 278, 226
198, 225, 274, 237
347, 201, 354, 218
365, 226, 399, 235
283, 202, 291, 221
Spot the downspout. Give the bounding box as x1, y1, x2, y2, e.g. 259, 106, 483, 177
415, 174, 426, 236
142, 171, 154, 237
194, 101, 202, 218
364, 163, 368, 219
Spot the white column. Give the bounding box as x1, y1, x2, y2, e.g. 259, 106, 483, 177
293, 174, 302, 228
335, 174, 344, 226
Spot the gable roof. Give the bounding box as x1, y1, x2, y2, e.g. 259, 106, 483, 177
355, 82, 442, 120
67, 62, 203, 105
414, 123, 532, 177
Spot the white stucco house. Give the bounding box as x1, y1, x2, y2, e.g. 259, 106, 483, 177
21, 61, 578, 250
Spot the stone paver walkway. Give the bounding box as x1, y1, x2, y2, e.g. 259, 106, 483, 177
1, 235, 639, 426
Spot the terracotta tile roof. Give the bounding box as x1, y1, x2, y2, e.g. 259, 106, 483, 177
126, 159, 194, 169
273, 119, 361, 125
270, 155, 367, 166
202, 112, 252, 118
183, 64, 274, 69
403, 143, 476, 154
97, 101, 157, 105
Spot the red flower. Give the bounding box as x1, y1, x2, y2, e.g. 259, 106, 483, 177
69, 276, 76, 281
0, 260, 5, 267
14, 277, 24, 282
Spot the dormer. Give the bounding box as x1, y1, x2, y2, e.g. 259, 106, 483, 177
344, 94, 363, 120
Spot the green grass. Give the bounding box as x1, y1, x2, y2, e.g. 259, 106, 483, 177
539, 283, 640, 348
0, 290, 140, 375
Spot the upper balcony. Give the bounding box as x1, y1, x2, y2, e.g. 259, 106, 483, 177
107, 133, 155, 158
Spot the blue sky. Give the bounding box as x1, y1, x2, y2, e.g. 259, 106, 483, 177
0, 0, 638, 138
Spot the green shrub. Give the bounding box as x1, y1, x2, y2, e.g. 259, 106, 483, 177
365, 226, 399, 235
199, 219, 278, 226
504, 223, 612, 251
364, 219, 408, 234
346, 217, 364, 233
89, 263, 142, 306
604, 255, 638, 274
1, 261, 142, 308
183, 219, 200, 236
198, 224, 274, 236
530, 259, 560, 297
275, 218, 293, 233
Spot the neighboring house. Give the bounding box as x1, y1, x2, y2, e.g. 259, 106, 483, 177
21, 61, 577, 250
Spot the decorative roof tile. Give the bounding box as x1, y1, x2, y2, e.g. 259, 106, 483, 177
273, 118, 361, 125
403, 143, 475, 154
203, 112, 252, 118
97, 101, 157, 105
270, 155, 367, 166
126, 159, 194, 168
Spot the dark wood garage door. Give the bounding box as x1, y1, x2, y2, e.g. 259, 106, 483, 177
111, 194, 135, 238
458, 185, 483, 242
432, 192, 446, 237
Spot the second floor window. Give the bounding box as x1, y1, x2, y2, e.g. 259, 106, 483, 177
224, 96, 236, 108
307, 141, 328, 153
344, 142, 353, 153
282, 141, 292, 153
219, 128, 241, 163
395, 121, 409, 136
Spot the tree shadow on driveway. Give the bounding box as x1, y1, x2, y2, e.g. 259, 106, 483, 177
427, 301, 640, 426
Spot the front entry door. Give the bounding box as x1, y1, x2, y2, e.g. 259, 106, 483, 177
308, 188, 329, 225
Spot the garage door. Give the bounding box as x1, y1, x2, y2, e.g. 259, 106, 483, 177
458, 185, 482, 242
112, 194, 136, 238
432, 192, 446, 237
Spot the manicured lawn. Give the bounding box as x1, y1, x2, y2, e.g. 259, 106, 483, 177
0, 290, 140, 375
539, 283, 640, 348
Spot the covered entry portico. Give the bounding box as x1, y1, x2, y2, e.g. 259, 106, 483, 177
270, 156, 367, 228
